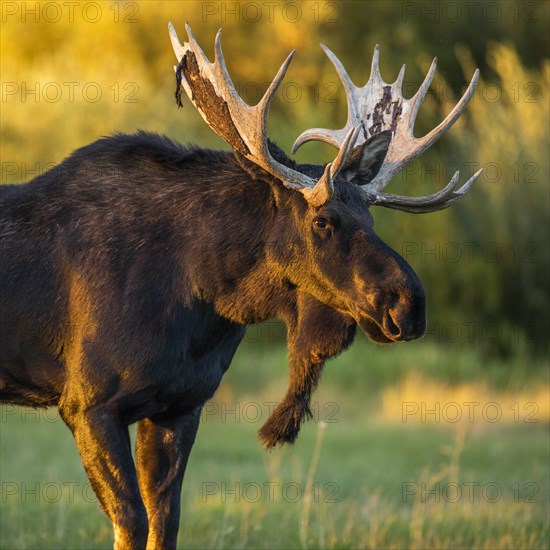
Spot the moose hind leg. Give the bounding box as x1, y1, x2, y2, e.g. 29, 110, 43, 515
136, 407, 201, 550
59, 403, 148, 550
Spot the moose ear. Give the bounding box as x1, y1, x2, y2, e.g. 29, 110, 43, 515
341, 130, 392, 185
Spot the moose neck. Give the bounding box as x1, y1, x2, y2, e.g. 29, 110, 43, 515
177, 150, 301, 325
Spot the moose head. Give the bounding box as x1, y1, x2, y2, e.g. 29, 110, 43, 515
169, 23, 481, 346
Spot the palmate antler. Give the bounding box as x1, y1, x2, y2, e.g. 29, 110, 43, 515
169, 22, 359, 207
170, 23, 481, 213
292, 44, 482, 213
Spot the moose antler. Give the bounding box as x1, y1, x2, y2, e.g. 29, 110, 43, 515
169, 22, 359, 207
292, 44, 482, 213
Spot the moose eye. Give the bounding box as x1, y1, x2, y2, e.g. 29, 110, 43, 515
313, 218, 329, 229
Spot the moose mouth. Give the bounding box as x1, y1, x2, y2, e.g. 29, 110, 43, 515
351, 304, 410, 344
355, 306, 426, 343
354, 312, 396, 344
357, 316, 394, 343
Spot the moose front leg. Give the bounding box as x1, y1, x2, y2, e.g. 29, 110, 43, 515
258, 293, 356, 448
59, 402, 149, 550
135, 407, 201, 550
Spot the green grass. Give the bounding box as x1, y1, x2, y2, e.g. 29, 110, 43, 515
1, 338, 549, 549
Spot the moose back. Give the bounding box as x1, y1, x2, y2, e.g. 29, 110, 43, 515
0, 23, 481, 550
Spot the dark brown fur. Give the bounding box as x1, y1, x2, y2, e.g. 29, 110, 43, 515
0, 130, 424, 548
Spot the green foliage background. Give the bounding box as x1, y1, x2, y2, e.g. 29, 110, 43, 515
1, 0, 549, 355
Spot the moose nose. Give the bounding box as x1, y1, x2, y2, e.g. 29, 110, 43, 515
386, 308, 425, 341
385, 290, 426, 341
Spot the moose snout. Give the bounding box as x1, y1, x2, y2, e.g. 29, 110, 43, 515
384, 287, 426, 341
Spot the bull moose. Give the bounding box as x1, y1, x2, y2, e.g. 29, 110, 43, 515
0, 22, 481, 550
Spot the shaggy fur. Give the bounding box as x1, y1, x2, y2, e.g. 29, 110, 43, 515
0, 131, 425, 549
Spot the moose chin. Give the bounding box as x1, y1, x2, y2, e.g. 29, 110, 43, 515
0, 22, 481, 550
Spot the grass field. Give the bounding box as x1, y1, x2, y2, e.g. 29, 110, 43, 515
1, 335, 548, 549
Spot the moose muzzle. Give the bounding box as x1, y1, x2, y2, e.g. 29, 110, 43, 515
352, 239, 427, 344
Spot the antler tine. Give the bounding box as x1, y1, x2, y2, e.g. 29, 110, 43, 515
331, 125, 362, 176
407, 57, 438, 137
290, 43, 357, 154
257, 49, 296, 125
414, 68, 480, 148
367, 171, 459, 207
321, 43, 356, 102
213, 29, 241, 102
291, 126, 343, 154
454, 167, 483, 196
184, 22, 204, 57
366, 168, 483, 213
168, 22, 185, 61
395, 64, 406, 89
370, 44, 384, 84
